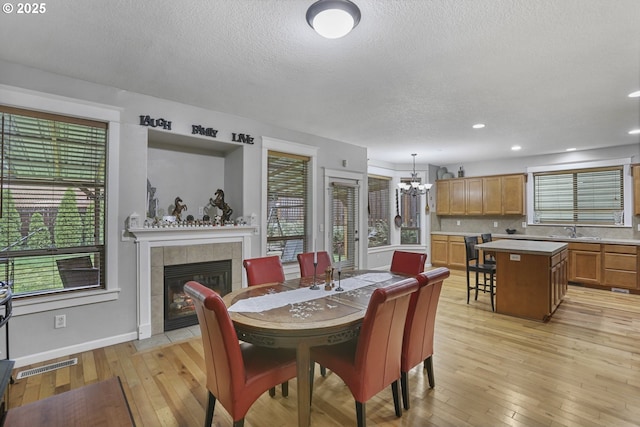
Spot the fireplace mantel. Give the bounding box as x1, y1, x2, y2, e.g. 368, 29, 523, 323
130, 225, 257, 339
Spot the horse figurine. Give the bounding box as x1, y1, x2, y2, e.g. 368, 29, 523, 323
210, 189, 233, 223
171, 196, 188, 221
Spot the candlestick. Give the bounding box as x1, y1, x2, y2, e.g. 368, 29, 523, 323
310, 261, 319, 290
336, 269, 343, 292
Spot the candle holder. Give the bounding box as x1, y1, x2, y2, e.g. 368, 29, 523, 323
310, 261, 319, 290
335, 270, 344, 292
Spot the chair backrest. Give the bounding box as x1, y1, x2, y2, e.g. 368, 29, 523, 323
184, 281, 245, 410
480, 233, 492, 243
56, 256, 99, 288
297, 251, 332, 278
243, 255, 285, 286
390, 251, 427, 276
401, 267, 450, 371
353, 277, 420, 402
464, 236, 480, 265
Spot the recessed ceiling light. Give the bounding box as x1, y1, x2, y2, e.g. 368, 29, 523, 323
628, 90, 640, 98
472, 123, 485, 129
566, 148, 577, 152
511, 145, 521, 151
629, 129, 640, 135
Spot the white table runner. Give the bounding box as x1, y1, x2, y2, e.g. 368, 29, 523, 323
228, 272, 395, 313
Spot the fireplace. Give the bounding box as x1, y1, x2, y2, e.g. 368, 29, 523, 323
164, 260, 232, 331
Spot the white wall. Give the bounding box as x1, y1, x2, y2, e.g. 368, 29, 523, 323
0, 59, 368, 366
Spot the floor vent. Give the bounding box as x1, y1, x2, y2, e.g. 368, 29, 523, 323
16, 358, 78, 380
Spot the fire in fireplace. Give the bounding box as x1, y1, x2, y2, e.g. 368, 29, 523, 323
164, 260, 232, 331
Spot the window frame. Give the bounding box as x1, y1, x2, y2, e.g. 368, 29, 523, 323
527, 158, 632, 227
0, 86, 121, 315
261, 137, 317, 272
367, 174, 390, 248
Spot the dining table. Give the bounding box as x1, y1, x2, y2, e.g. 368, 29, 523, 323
223, 269, 410, 427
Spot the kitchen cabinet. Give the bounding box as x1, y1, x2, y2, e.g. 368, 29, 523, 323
431, 235, 448, 266
435, 181, 450, 215
501, 174, 525, 215
448, 236, 467, 269
436, 173, 525, 216
568, 242, 601, 285
466, 178, 484, 215
603, 245, 638, 290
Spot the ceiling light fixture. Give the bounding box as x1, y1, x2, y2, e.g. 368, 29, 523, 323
566, 148, 577, 152
306, 0, 361, 39
629, 129, 640, 135
628, 90, 640, 98
511, 145, 522, 151
398, 154, 432, 197
472, 123, 485, 129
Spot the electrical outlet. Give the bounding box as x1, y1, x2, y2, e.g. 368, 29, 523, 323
54, 314, 66, 329
198, 206, 204, 216
522, 221, 527, 228
456, 220, 461, 226
493, 221, 498, 227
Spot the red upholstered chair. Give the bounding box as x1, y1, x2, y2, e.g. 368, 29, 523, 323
242, 255, 289, 396
184, 282, 297, 427
400, 267, 450, 410
242, 255, 285, 286
296, 251, 332, 278
390, 250, 427, 276
310, 277, 420, 427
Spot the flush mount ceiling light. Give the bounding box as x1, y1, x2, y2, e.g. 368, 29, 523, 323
398, 154, 432, 197
306, 0, 361, 39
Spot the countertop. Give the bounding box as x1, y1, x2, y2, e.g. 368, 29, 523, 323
431, 231, 640, 246
476, 239, 567, 256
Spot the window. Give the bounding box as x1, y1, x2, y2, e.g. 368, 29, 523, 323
1, 106, 107, 296
367, 175, 390, 247
399, 178, 421, 244
266, 151, 309, 263
533, 166, 624, 225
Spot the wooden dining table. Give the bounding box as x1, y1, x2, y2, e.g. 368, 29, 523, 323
223, 269, 410, 427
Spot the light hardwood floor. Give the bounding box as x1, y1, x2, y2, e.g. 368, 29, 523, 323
7, 270, 640, 427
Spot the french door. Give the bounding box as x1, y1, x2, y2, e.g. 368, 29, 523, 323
329, 181, 359, 270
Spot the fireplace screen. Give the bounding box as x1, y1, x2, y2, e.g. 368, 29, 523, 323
164, 260, 232, 331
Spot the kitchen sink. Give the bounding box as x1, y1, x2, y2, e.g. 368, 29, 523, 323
548, 235, 601, 241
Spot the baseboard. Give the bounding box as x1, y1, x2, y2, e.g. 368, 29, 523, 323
11, 331, 138, 369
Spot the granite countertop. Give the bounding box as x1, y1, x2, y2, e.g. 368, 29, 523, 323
476, 239, 567, 256
431, 231, 640, 246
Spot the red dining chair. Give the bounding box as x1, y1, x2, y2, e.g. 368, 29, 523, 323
243, 255, 285, 286
400, 267, 450, 410
310, 277, 420, 427
184, 281, 297, 427
297, 251, 332, 278
390, 250, 427, 276
242, 255, 289, 396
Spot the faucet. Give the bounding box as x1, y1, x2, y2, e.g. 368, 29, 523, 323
564, 225, 577, 238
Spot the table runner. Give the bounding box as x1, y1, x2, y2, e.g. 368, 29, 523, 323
228, 272, 394, 313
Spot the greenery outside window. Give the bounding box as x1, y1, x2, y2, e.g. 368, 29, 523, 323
367, 175, 390, 247
399, 178, 421, 244
1, 106, 107, 296
533, 166, 625, 225
266, 151, 309, 263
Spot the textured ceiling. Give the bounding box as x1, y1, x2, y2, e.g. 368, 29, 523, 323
0, 0, 638, 165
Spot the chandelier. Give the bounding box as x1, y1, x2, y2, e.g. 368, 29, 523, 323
398, 154, 432, 196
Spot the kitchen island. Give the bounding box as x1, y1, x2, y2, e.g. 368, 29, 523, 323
476, 239, 568, 321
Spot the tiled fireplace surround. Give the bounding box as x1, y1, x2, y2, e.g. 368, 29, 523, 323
130, 227, 256, 339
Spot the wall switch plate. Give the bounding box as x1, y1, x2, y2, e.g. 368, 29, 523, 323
522, 222, 527, 228
54, 314, 66, 329
198, 206, 204, 216
493, 221, 498, 227
456, 220, 461, 226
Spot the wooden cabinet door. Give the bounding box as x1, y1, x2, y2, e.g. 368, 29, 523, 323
569, 249, 601, 285
466, 178, 483, 215
603, 245, 638, 289
448, 236, 467, 269
501, 174, 525, 215
634, 165, 640, 215
449, 179, 466, 215
435, 181, 450, 215
482, 176, 502, 215
431, 235, 449, 266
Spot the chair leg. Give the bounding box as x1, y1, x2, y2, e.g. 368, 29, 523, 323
268, 387, 276, 397
425, 356, 435, 388
355, 401, 366, 427
232, 420, 245, 427
466, 271, 471, 304
320, 365, 327, 377
205, 391, 216, 427
391, 380, 402, 418
401, 371, 410, 410
474, 270, 480, 300
490, 275, 495, 312
281, 381, 289, 397
310, 362, 315, 405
